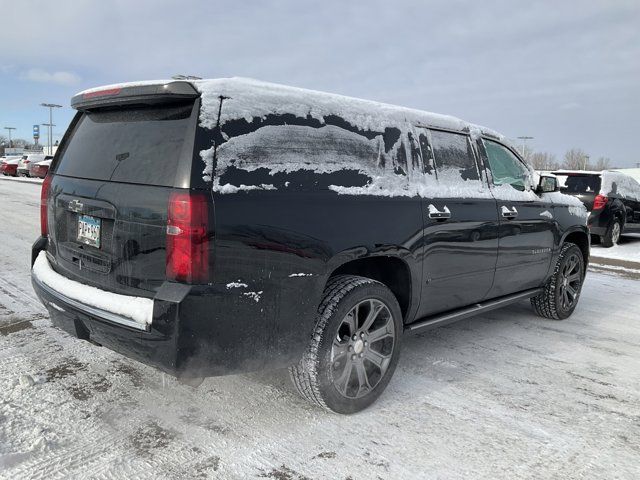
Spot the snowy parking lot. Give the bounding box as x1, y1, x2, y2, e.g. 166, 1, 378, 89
1, 178, 639, 479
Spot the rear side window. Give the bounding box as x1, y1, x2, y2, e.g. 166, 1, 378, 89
429, 130, 479, 181
214, 124, 382, 189
483, 140, 530, 191
55, 103, 194, 186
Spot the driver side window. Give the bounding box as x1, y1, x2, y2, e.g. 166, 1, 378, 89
483, 139, 530, 191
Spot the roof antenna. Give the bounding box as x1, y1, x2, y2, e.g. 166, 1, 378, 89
172, 74, 202, 80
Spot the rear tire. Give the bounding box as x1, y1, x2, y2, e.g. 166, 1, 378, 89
531, 243, 584, 320
289, 275, 402, 414
601, 219, 621, 248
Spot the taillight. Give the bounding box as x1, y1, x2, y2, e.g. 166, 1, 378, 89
166, 191, 209, 283
593, 194, 608, 210
41, 174, 52, 236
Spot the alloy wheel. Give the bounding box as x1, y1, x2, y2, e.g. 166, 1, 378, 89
611, 222, 621, 245
330, 299, 395, 399
559, 253, 582, 310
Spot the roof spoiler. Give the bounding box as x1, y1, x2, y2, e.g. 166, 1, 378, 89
71, 81, 200, 111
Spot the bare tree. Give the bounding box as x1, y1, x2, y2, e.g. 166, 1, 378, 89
529, 152, 559, 171
11, 138, 29, 148
594, 156, 611, 171
562, 148, 590, 170
521, 144, 534, 164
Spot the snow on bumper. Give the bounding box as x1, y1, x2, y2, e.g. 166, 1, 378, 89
32, 251, 153, 328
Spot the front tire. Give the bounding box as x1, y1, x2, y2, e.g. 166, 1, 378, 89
601, 219, 621, 248
531, 243, 585, 320
290, 275, 402, 414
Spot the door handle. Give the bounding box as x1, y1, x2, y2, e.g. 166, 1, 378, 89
428, 204, 451, 221
501, 205, 518, 219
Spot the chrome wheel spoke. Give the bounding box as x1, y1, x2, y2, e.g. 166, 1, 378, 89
362, 300, 384, 332
344, 311, 357, 337
355, 361, 370, 395
365, 348, 390, 371
331, 341, 349, 362
368, 325, 392, 343
568, 272, 581, 283
334, 361, 353, 395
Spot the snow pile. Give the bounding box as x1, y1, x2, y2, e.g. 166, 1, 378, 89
226, 281, 248, 289
288, 273, 313, 277
32, 251, 153, 326
601, 171, 640, 200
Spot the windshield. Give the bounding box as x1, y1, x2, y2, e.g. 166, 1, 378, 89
55, 103, 194, 187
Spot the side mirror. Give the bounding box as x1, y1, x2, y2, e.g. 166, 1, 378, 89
537, 175, 559, 194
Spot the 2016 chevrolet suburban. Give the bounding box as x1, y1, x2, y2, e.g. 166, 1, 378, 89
32, 78, 590, 413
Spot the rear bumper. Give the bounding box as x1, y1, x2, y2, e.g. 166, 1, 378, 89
31, 237, 308, 378
588, 210, 611, 236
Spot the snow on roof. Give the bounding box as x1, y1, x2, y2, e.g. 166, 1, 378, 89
75, 77, 509, 145
614, 168, 640, 183
192, 77, 506, 141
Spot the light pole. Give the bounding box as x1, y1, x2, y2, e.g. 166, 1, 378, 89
41, 123, 55, 155
40, 103, 62, 155
517, 136, 534, 157
583, 155, 590, 171
4, 127, 16, 148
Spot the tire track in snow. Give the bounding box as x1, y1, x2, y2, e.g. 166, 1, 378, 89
0, 275, 45, 318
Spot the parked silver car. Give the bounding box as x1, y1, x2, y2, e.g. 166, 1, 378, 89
17, 153, 46, 177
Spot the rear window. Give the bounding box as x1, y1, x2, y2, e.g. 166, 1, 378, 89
555, 174, 601, 194
55, 103, 194, 186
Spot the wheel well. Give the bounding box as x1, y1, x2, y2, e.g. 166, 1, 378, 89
564, 231, 589, 267
330, 256, 411, 320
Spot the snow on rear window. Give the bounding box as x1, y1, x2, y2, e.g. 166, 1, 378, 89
210, 124, 382, 179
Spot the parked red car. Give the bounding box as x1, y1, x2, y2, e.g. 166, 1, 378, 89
31, 158, 52, 179
1, 156, 21, 176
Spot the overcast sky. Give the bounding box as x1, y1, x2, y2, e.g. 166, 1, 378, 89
1, 0, 639, 166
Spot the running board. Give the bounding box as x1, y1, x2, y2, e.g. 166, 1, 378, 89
406, 288, 542, 333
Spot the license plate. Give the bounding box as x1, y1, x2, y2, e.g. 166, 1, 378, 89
77, 215, 101, 248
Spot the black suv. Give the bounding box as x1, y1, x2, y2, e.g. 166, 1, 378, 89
32, 78, 590, 413
552, 170, 640, 247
